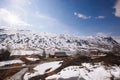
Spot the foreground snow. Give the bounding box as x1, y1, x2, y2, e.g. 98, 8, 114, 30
24, 61, 62, 80
23, 61, 120, 80
46, 63, 120, 80
0, 60, 24, 67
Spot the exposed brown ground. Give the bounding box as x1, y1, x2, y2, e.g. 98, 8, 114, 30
0, 63, 23, 80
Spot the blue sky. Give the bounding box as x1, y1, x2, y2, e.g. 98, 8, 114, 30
0, 0, 120, 36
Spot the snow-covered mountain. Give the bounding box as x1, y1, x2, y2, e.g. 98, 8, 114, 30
113, 36, 120, 43
0, 28, 119, 53
0, 28, 120, 80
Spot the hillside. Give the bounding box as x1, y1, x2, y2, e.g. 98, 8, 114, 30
0, 28, 119, 55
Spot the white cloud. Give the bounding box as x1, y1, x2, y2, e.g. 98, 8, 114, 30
0, 0, 73, 33
0, 8, 31, 27
34, 12, 73, 33
5, 0, 31, 7
74, 12, 91, 19
74, 12, 105, 19
95, 16, 105, 19
0, 0, 32, 30
4, 0, 32, 18
114, 0, 120, 17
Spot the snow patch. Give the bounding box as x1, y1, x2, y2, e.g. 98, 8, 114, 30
23, 61, 62, 80
0, 60, 24, 67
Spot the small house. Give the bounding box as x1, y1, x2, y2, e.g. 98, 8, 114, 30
54, 52, 68, 58
89, 50, 98, 56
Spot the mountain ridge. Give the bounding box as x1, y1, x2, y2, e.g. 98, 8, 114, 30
0, 28, 119, 54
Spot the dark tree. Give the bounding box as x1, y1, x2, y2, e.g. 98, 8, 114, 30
0, 49, 11, 61
42, 49, 46, 59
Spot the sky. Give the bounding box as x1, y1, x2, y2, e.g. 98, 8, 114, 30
0, 0, 120, 36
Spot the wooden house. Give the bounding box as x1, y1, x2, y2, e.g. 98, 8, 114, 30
54, 52, 68, 58
89, 50, 98, 56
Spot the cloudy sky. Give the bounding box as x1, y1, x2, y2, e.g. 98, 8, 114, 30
0, 0, 120, 36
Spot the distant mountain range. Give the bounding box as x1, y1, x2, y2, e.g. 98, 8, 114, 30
0, 27, 120, 53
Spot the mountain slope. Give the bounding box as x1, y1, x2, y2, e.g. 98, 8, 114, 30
0, 28, 119, 53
